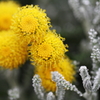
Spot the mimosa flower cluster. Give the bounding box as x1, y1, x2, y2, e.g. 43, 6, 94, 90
0, 1, 75, 93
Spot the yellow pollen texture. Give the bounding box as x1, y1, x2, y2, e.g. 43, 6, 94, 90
37, 43, 54, 59
0, 14, 11, 30
20, 15, 38, 33
0, 47, 11, 57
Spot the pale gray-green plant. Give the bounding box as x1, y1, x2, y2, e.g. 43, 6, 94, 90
32, 72, 83, 100
8, 87, 20, 100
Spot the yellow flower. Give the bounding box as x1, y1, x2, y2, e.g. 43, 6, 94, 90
20, 15, 39, 33
0, 1, 20, 31
35, 56, 76, 92
30, 30, 68, 67
0, 30, 28, 69
11, 5, 51, 42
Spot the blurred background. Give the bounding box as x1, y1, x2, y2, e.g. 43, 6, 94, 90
0, 0, 92, 100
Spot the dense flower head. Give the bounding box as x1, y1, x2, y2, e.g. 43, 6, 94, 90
29, 30, 68, 67
0, 1, 20, 31
0, 30, 28, 69
11, 5, 51, 42
35, 56, 76, 92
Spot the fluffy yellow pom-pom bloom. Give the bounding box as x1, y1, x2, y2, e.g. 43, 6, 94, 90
11, 5, 51, 43
0, 30, 28, 69
0, 1, 20, 31
35, 57, 76, 92
29, 30, 68, 67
